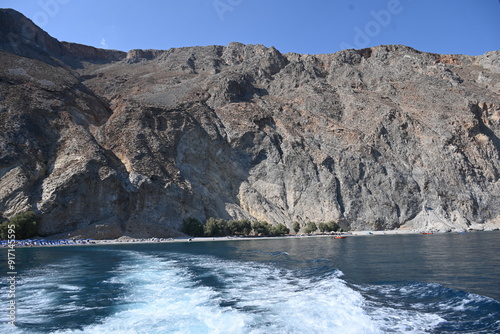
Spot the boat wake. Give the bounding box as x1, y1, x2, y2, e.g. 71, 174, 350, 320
1, 250, 498, 333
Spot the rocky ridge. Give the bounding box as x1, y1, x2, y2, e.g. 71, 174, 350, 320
0, 9, 499, 238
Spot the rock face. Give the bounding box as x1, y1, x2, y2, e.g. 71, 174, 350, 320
0, 9, 499, 238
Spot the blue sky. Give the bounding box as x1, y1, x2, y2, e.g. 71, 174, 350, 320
2, 0, 499, 55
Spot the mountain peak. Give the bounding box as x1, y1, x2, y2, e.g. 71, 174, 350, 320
0, 8, 60, 59
0, 8, 125, 66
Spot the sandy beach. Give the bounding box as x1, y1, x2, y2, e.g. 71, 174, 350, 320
1, 228, 480, 248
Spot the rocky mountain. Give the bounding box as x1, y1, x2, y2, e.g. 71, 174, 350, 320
0, 9, 499, 238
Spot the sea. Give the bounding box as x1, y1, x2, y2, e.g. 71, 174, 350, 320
1, 231, 499, 334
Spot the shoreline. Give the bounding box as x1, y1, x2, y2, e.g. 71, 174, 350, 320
2, 229, 497, 248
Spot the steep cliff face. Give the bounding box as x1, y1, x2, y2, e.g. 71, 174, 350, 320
0, 9, 499, 238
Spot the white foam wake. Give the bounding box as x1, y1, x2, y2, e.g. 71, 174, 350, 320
1, 251, 445, 333
0, 257, 92, 334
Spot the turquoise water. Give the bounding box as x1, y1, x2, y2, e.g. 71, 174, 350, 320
1, 232, 499, 333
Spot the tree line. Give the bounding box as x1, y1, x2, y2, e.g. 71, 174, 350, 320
181, 217, 290, 237
0, 211, 39, 240
0, 211, 344, 240
181, 218, 342, 237
300, 221, 342, 234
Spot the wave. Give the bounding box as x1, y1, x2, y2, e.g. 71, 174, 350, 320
1, 250, 498, 333
358, 282, 500, 334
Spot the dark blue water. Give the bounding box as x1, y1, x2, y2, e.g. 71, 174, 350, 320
1, 232, 499, 333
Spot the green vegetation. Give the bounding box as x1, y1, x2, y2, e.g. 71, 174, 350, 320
227, 219, 252, 235
251, 221, 270, 235
318, 221, 340, 233
204, 217, 229, 237
250, 221, 290, 236
0, 211, 39, 240
270, 223, 290, 236
181, 217, 204, 237
180, 217, 339, 238
181, 217, 292, 237
304, 221, 318, 234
